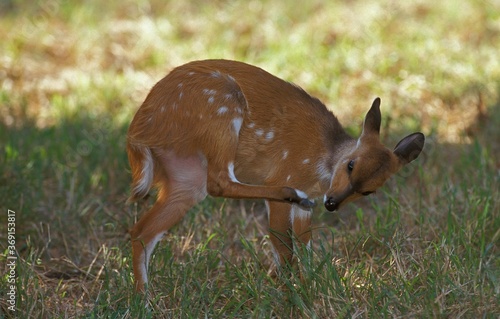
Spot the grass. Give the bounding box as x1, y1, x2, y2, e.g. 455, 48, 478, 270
1, 0, 499, 317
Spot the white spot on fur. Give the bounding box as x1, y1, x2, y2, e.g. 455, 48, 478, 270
208, 96, 215, 104
282, 150, 289, 160
177, 83, 183, 88
188, 71, 195, 76
255, 129, 264, 137
247, 122, 255, 128
286, 175, 291, 182
203, 88, 217, 95
302, 158, 310, 164
160, 106, 165, 112
235, 107, 243, 114
211, 71, 221, 78
217, 106, 229, 115
179, 91, 183, 99
224, 93, 233, 100
232, 117, 243, 135
265, 131, 274, 140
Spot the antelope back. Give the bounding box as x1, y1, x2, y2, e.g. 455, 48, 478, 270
128, 60, 349, 192
126, 60, 426, 293
127, 60, 424, 211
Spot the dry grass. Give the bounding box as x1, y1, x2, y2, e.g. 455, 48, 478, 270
1, 0, 499, 318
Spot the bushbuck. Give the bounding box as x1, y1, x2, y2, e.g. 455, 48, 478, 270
126, 59, 425, 291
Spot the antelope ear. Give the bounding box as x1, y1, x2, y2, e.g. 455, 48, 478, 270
394, 132, 425, 164
361, 97, 382, 137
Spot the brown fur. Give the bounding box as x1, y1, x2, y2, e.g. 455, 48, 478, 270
126, 60, 425, 291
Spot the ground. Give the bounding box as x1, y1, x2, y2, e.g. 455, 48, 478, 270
0, 0, 499, 318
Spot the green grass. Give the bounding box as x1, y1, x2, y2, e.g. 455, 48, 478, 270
1, 0, 499, 317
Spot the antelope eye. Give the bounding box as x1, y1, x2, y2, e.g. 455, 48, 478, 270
361, 191, 374, 196
347, 160, 355, 172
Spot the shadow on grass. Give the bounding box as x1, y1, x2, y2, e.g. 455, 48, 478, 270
1, 89, 499, 317
1, 114, 132, 267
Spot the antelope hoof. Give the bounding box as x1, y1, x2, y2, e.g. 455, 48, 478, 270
298, 198, 316, 209
283, 187, 315, 209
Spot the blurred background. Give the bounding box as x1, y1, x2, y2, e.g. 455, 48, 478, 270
1, 0, 499, 317
2, 0, 499, 139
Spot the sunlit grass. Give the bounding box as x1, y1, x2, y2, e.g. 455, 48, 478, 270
1, 0, 499, 317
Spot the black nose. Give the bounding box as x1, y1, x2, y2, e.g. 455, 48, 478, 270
324, 197, 339, 211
